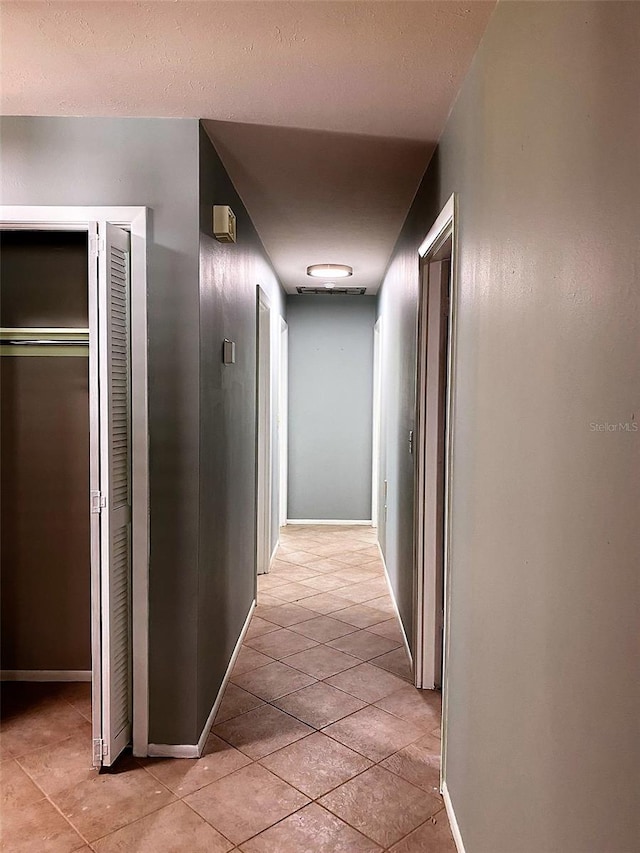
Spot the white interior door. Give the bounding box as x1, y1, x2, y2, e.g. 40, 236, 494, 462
256, 287, 272, 575
95, 223, 132, 767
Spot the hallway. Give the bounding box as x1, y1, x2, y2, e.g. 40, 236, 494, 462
1, 526, 453, 853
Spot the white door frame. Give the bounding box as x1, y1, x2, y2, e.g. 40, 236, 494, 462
0, 205, 149, 758
256, 286, 272, 575
372, 317, 382, 528
279, 318, 289, 528
414, 194, 458, 785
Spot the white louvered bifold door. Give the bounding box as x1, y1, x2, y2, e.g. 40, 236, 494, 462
98, 224, 132, 767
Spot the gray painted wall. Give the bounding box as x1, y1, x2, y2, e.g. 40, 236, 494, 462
197, 125, 285, 733
287, 296, 375, 521
0, 117, 285, 745
377, 3, 640, 851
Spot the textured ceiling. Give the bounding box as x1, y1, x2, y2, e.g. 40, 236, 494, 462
0, 1, 495, 292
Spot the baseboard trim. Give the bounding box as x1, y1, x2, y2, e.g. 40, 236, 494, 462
376, 542, 413, 667
442, 781, 466, 853
1, 670, 91, 682
286, 519, 373, 526
147, 599, 256, 760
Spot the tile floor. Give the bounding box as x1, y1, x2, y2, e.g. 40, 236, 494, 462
0, 525, 454, 852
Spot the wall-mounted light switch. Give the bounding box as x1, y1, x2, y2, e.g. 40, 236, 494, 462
223, 339, 236, 364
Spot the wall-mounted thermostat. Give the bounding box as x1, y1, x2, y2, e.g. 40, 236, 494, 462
213, 205, 237, 243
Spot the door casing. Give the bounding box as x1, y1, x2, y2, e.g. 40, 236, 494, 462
413, 194, 458, 795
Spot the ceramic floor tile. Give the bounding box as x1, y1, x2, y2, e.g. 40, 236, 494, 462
0, 796, 86, 853
231, 660, 316, 701
15, 721, 95, 797
254, 602, 317, 627
240, 802, 382, 853
330, 604, 391, 629
268, 564, 322, 582
276, 550, 324, 568
257, 574, 289, 589
244, 617, 280, 641
297, 592, 352, 615
326, 662, 409, 703
267, 582, 318, 603
299, 558, 348, 575
319, 765, 441, 848
323, 705, 424, 762
245, 627, 319, 659
289, 615, 358, 643
298, 575, 352, 592
0, 697, 91, 760
333, 582, 389, 605
389, 809, 457, 853
214, 683, 265, 724
374, 685, 441, 729
92, 800, 233, 853
0, 758, 44, 808
185, 763, 309, 846
327, 629, 400, 661
213, 703, 313, 759
272, 681, 367, 729
283, 645, 360, 679
380, 739, 441, 797
232, 646, 275, 675
371, 648, 413, 682
258, 591, 287, 606
260, 732, 371, 798
367, 618, 406, 643
51, 755, 176, 842
365, 595, 397, 616
141, 733, 251, 796
57, 684, 92, 723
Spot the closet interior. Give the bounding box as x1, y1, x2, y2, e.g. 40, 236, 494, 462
1, 230, 92, 701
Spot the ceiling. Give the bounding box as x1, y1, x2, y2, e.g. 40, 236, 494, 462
1, 1, 495, 293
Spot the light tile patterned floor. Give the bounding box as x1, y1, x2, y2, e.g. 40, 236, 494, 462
0, 525, 454, 852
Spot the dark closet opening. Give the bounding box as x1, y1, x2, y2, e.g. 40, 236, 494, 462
1, 230, 91, 675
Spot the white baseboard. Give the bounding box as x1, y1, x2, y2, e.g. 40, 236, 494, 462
147, 599, 256, 760
442, 781, 466, 853
286, 519, 373, 526
1, 670, 91, 682
376, 542, 413, 668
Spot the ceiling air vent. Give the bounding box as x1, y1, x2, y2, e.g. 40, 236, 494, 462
296, 286, 367, 295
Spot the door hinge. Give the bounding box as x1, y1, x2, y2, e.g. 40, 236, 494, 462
91, 490, 107, 513
408, 430, 414, 455
92, 738, 107, 764
90, 235, 106, 256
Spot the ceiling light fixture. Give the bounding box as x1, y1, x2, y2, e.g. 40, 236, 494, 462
306, 264, 353, 279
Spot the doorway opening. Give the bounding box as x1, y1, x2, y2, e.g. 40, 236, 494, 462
0, 207, 148, 769
413, 194, 457, 785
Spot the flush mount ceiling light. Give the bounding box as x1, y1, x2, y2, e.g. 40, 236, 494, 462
306, 264, 353, 279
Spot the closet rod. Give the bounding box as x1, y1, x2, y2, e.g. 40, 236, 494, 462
4, 338, 88, 346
